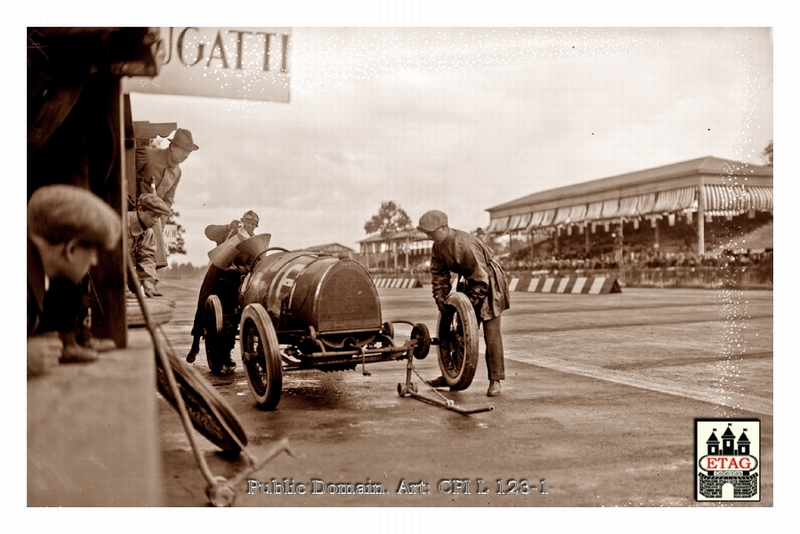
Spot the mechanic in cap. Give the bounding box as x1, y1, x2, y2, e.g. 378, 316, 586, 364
417, 210, 510, 396
128, 193, 172, 297
186, 210, 260, 373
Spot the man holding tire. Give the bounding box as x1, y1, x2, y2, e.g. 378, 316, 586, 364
417, 210, 510, 396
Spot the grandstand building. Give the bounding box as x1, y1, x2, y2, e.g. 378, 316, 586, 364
486, 156, 773, 257
358, 229, 432, 271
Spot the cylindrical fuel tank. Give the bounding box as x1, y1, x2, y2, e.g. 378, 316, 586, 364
240, 252, 382, 335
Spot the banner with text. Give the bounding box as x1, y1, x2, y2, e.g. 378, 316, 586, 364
124, 27, 291, 102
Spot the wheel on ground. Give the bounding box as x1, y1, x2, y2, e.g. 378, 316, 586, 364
436, 292, 479, 391
155, 352, 248, 456
381, 321, 394, 340
240, 303, 283, 410
411, 322, 431, 360
204, 295, 226, 374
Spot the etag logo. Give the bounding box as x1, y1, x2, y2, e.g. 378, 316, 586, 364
695, 419, 760, 502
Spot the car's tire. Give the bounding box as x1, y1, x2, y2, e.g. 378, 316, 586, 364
436, 292, 480, 391
240, 303, 283, 410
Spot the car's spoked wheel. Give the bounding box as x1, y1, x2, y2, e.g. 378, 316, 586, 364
436, 292, 479, 391
240, 303, 283, 410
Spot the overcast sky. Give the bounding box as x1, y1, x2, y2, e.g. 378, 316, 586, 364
127, 27, 773, 266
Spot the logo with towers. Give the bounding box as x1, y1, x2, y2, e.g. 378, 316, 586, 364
695, 419, 760, 501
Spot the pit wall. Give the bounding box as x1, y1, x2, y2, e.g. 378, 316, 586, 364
383, 265, 772, 291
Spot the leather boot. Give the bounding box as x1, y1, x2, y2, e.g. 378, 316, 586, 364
487, 380, 501, 397
186, 336, 201, 363
85, 337, 117, 352
61, 343, 99, 363
426, 375, 448, 388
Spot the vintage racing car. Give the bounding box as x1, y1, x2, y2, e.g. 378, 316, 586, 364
202, 233, 481, 410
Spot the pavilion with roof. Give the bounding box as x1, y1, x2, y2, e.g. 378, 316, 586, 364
486, 156, 773, 256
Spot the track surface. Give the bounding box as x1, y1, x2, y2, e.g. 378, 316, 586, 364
152, 280, 772, 507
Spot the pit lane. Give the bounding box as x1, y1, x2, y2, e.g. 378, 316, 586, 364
153, 281, 772, 507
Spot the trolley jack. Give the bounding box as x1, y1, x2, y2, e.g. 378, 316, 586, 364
396, 337, 494, 416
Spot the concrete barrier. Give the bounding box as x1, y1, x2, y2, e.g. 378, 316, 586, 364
509, 274, 621, 294
28, 329, 164, 506
372, 277, 423, 288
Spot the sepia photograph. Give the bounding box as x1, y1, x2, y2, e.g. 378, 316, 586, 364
9, 1, 798, 532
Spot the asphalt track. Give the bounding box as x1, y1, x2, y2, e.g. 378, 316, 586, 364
152, 280, 772, 508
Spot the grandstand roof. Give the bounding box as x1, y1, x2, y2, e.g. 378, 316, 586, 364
489, 156, 771, 213
486, 156, 772, 233
357, 229, 427, 244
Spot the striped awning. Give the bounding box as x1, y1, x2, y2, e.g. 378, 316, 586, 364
635, 192, 657, 216
652, 187, 696, 213
526, 209, 556, 229
526, 210, 545, 229
618, 196, 639, 218
746, 186, 773, 211
486, 216, 510, 234
552, 206, 571, 226
704, 184, 748, 215
600, 199, 619, 219
586, 201, 604, 220
568, 204, 587, 224
507, 212, 533, 232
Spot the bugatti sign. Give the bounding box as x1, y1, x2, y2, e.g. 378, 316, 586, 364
695, 419, 761, 502
124, 27, 291, 102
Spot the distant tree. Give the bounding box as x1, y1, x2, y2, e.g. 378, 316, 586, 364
365, 201, 413, 270
165, 210, 187, 255
761, 140, 773, 166
364, 201, 413, 237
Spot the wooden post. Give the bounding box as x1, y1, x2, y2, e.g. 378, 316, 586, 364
585, 225, 590, 255
92, 78, 127, 348
529, 231, 535, 265
554, 228, 560, 257
654, 218, 660, 248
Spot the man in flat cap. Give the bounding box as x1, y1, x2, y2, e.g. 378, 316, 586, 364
186, 210, 260, 372
417, 210, 511, 396
127, 193, 172, 297
28, 185, 121, 376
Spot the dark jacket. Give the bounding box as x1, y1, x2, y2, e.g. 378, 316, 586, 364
430, 229, 510, 321
136, 147, 181, 207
